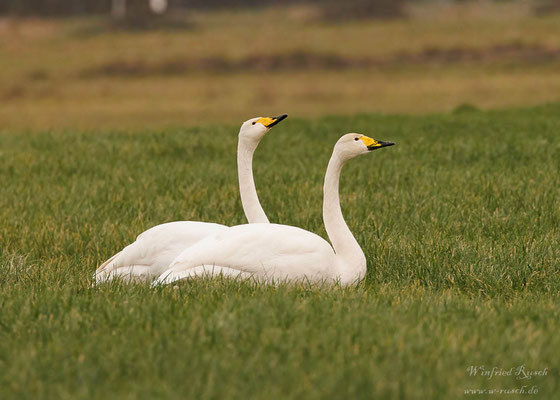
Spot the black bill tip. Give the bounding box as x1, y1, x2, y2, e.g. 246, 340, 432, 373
266, 114, 288, 128
368, 141, 395, 151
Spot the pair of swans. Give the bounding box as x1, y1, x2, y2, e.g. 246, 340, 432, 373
95, 116, 394, 286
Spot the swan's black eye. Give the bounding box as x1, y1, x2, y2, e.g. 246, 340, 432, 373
354, 137, 359, 141
252, 122, 256, 125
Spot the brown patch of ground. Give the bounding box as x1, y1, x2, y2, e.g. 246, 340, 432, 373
80, 42, 560, 78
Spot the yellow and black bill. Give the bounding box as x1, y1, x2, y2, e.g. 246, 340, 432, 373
360, 136, 395, 151
255, 114, 288, 128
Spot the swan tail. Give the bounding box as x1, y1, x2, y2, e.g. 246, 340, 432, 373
92, 252, 122, 284
97, 251, 120, 272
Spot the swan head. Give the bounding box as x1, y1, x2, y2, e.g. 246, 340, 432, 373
335, 133, 395, 161
239, 114, 288, 142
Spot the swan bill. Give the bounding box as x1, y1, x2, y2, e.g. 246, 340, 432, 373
256, 114, 288, 128
360, 136, 395, 151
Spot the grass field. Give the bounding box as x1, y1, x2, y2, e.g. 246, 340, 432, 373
1, 104, 559, 398
2, 3, 560, 132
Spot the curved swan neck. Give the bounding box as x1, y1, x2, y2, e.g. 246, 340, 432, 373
238, 136, 269, 224
323, 152, 366, 281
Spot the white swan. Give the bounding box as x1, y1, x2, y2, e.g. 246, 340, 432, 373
94, 114, 288, 283
154, 133, 394, 286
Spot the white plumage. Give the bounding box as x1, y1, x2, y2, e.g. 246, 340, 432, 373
95, 221, 227, 282
155, 133, 395, 286
157, 223, 335, 284
94, 114, 288, 283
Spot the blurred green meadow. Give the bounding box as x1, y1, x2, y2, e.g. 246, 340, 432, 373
1, 2, 560, 132
1, 104, 559, 398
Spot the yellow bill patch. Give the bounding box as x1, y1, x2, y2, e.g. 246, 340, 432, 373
360, 136, 380, 147
256, 117, 276, 127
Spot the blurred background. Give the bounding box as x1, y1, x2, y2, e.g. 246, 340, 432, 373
1, 0, 559, 131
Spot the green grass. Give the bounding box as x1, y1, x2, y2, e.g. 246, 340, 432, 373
1, 105, 559, 399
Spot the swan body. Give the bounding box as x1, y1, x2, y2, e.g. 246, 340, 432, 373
94, 114, 288, 283
156, 223, 336, 284
155, 133, 394, 286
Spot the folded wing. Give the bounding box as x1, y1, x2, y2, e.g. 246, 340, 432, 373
156, 223, 336, 284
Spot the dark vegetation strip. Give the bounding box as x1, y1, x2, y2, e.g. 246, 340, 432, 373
80, 42, 560, 78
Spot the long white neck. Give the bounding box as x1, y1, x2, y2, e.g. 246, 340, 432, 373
322, 152, 366, 283
238, 136, 269, 224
